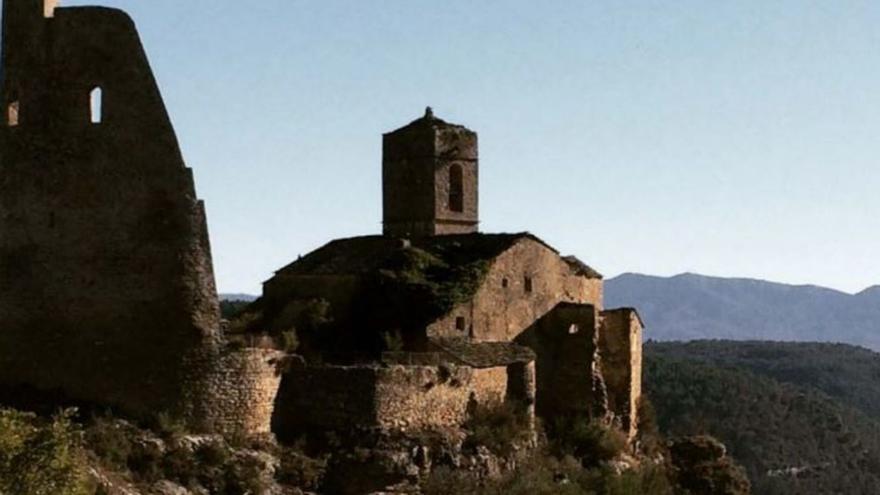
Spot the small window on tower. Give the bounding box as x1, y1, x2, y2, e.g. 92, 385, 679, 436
502, 277, 509, 289
524, 276, 533, 293
455, 317, 466, 332
90, 87, 103, 124
449, 164, 464, 213
7, 100, 19, 127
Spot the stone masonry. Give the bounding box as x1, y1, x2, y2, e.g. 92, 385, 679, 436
0, 0, 284, 436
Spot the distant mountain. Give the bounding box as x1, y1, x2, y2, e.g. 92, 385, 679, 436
605, 273, 880, 350
220, 293, 258, 302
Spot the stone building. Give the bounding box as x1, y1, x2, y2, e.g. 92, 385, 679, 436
246, 109, 645, 440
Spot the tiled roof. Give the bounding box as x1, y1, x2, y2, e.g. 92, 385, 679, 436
431, 338, 536, 368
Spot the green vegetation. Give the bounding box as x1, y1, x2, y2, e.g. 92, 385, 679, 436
649, 340, 880, 419
463, 402, 534, 455
367, 246, 491, 332
0, 408, 92, 495
220, 299, 250, 320
423, 456, 673, 495
547, 415, 628, 466
645, 341, 880, 495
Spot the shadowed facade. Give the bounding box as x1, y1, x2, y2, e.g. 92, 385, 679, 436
0, 0, 221, 417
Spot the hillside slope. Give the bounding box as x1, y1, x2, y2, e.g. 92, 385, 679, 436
606, 273, 880, 349
645, 347, 880, 494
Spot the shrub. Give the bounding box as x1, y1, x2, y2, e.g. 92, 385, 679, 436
550, 416, 627, 466
277, 446, 326, 490
154, 411, 187, 439
0, 408, 93, 495
423, 453, 673, 495
463, 402, 533, 455
85, 414, 134, 469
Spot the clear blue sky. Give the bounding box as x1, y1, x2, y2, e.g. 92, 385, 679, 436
63, 0, 880, 294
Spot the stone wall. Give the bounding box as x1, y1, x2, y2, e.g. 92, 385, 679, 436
183, 347, 286, 436
600, 308, 643, 439
517, 303, 605, 419
0, 1, 220, 418
471, 367, 508, 406
274, 361, 536, 436
428, 237, 603, 342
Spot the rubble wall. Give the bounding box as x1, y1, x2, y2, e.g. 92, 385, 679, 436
600, 308, 643, 439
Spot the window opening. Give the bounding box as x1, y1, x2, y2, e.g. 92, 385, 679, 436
7, 100, 18, 127
449, 164, 463, 212
90, 87, 103, 124
456, 317, 466, 332
524, 276, 533, 293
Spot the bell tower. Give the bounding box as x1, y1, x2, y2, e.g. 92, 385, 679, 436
382, 108, 479, 238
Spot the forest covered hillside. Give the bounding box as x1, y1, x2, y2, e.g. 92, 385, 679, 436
645, 341, 880, 495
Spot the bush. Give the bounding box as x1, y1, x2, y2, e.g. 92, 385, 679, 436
549, 416, 627, 466
0, 408, 93, 495
463, 402, 533, 455
423, 453, 674, 495
85, 414, 134, 469
277, 446, 326, 490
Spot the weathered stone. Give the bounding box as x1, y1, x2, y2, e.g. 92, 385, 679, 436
0, 0, 221, 421
383, 108, 478, 238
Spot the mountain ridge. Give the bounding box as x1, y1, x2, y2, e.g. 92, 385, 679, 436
605, 272, 880, 350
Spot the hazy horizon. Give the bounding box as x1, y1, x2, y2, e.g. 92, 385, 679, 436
60, 0, 880, 294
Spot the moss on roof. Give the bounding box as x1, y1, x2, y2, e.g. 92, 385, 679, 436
277, 233, 547, 277
271, 233, 550, 337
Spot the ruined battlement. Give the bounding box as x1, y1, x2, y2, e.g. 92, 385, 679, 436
0, 0, 222, 419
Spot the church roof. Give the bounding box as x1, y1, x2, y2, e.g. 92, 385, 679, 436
563, 256, 603, 280
275, 232, 555, 277
384, 107, 471, 135
431, 338, 536, 368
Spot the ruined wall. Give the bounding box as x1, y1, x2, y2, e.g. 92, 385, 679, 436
428, 237, 602, 342
516, 303, 605, 419
470, 367, 508, 406
383, 111, 478, 238
0, 1, 220, 417
600, 309, 643, 439
183, 348, 285, 436
275, 361, 536, 436
275, 364, 473, 434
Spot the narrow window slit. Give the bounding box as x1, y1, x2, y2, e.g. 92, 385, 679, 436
90, 87, 103, 124
7, 100, 19, 127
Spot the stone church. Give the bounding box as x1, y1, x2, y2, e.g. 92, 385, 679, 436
245, 108, 645, 439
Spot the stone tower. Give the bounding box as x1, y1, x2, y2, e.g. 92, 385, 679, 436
383, 108, 479, 238
0, 0, 220, 417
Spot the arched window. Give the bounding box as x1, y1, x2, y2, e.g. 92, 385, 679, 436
7, 100, 19, 127
449, 164, 463, 213
90, 87, 103, 124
